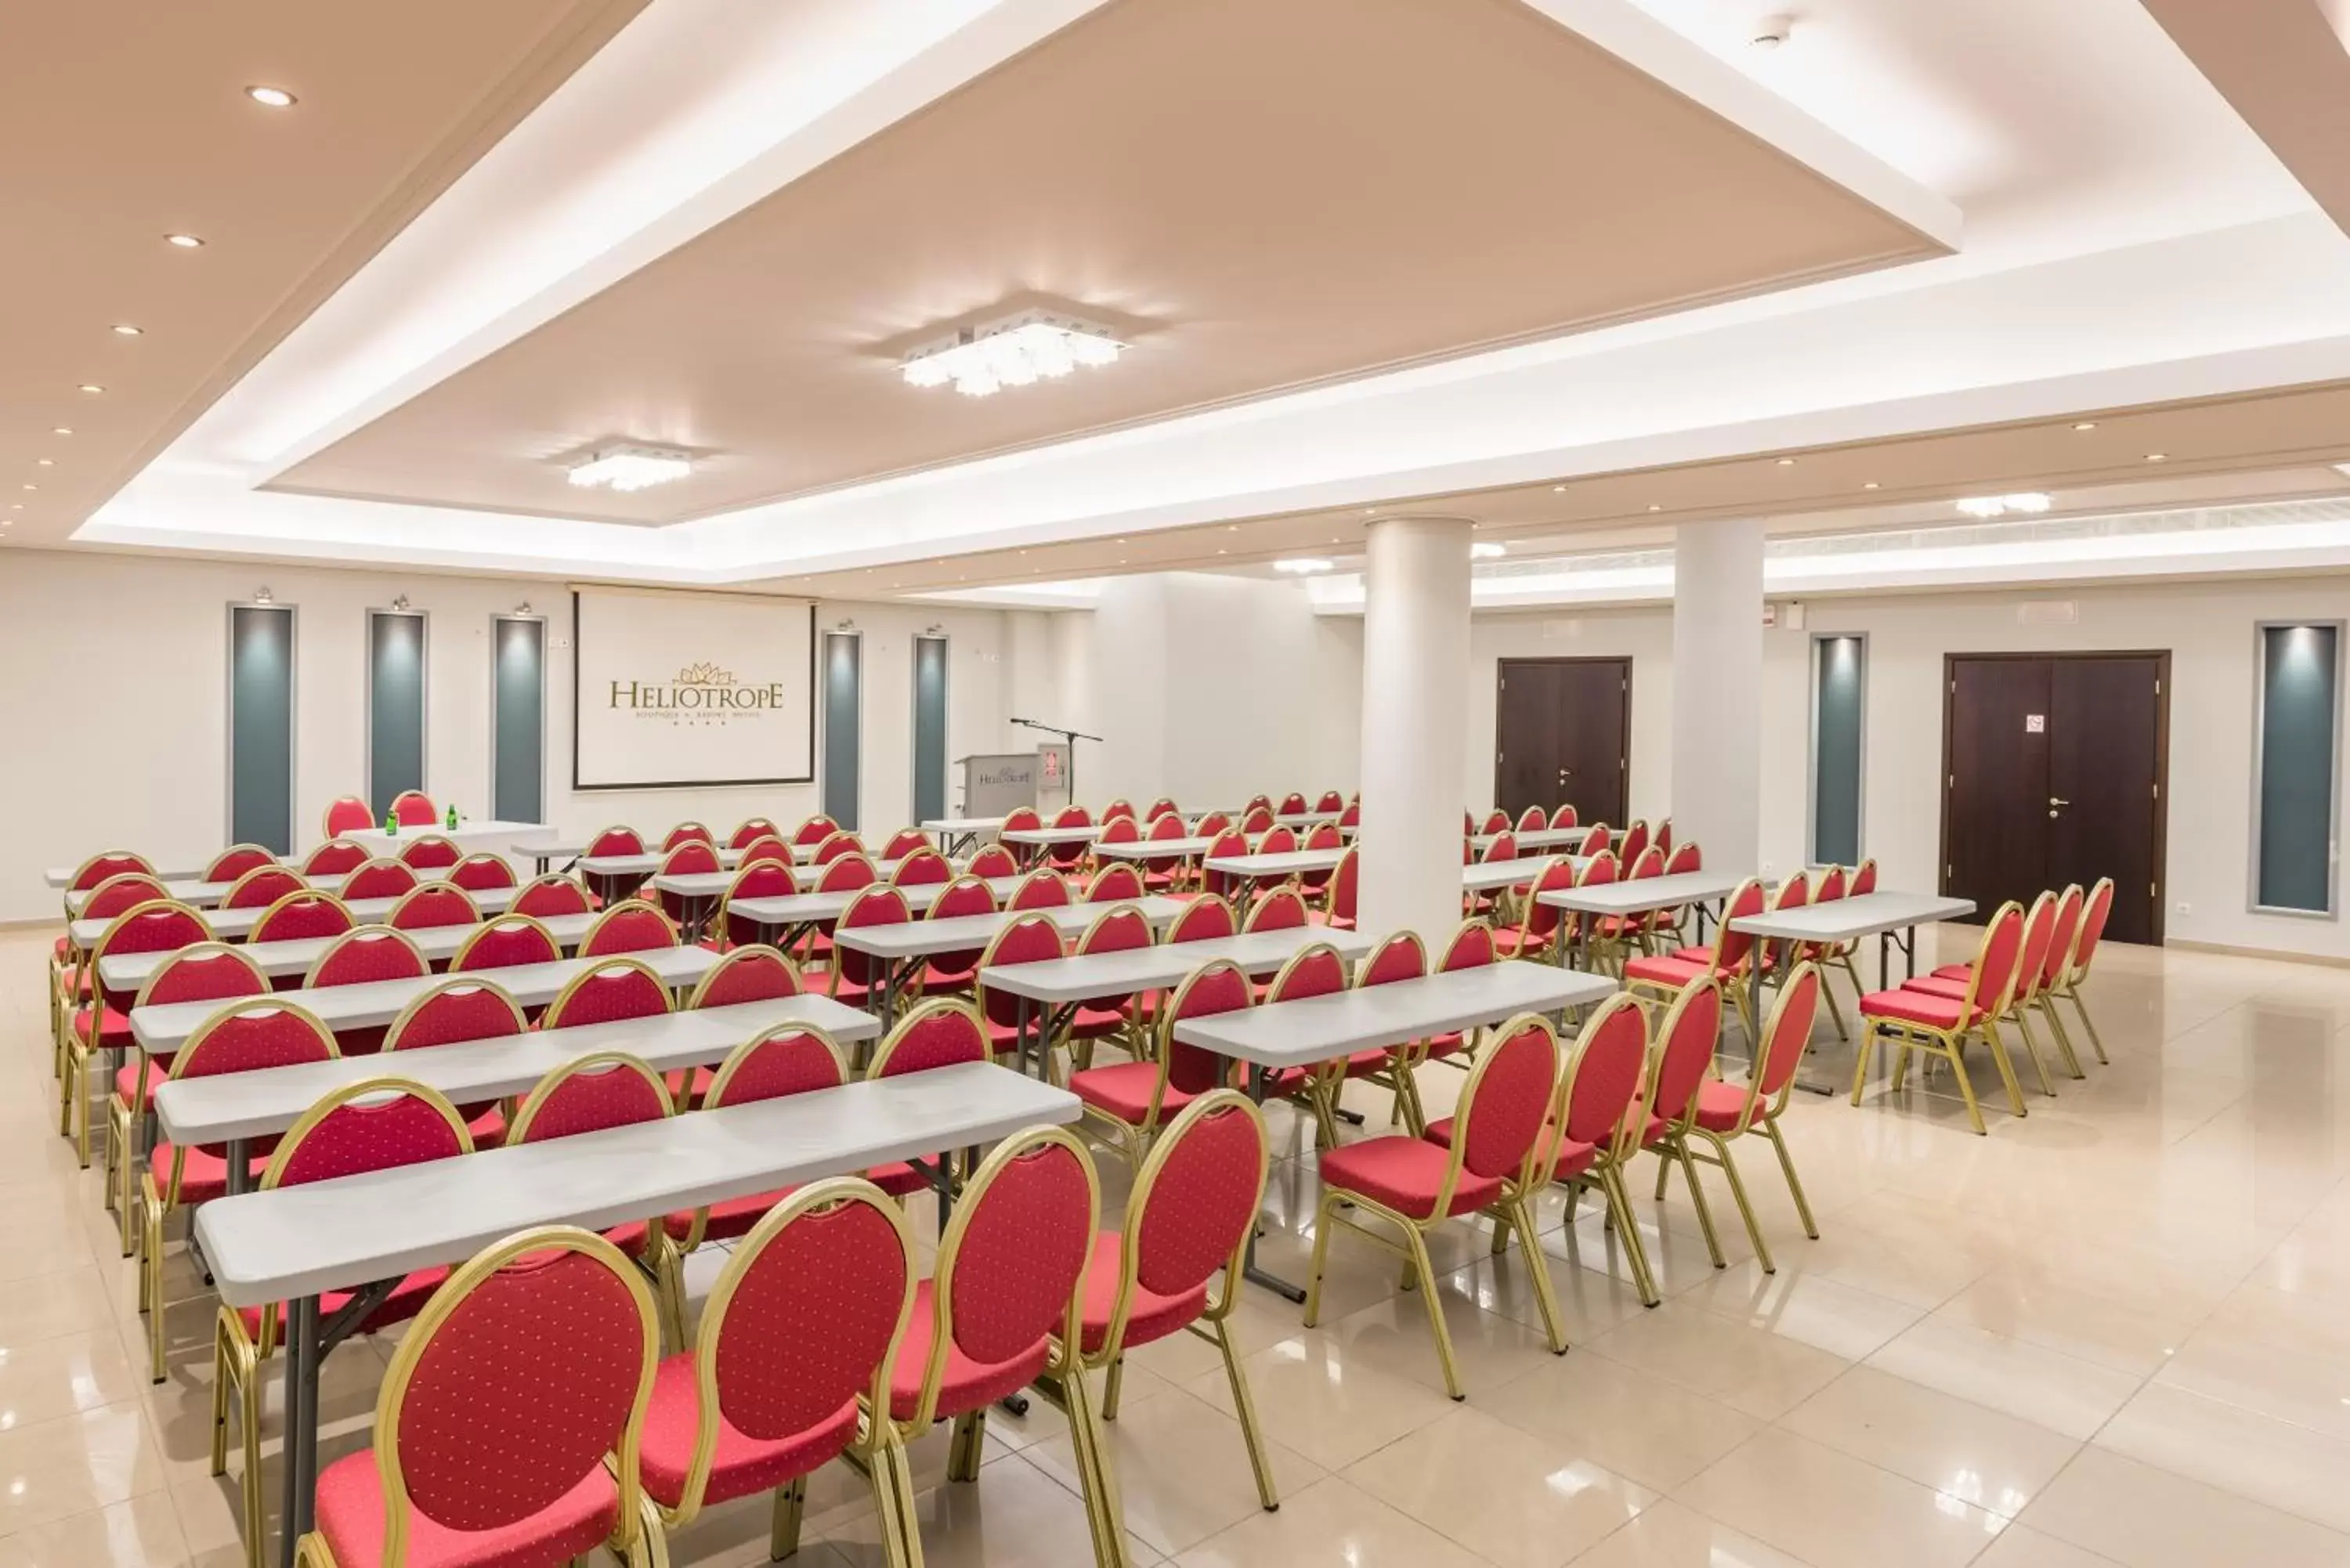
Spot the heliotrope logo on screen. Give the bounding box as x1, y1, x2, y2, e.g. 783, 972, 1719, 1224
609, 662, 792, 727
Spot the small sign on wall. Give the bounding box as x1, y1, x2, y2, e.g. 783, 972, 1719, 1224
2026, 714, 2046, 733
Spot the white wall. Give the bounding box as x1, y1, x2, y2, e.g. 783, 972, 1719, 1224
1, 549, 1020, 923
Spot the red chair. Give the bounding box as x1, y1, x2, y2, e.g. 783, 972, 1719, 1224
450, 852, 519, 894
1061, 904, 1153, 1073
1548, 804, 1578, 830
688, 945, 801, 1010
1046, 804, 1093, 872
212, 1076, 475, 1552
389, 883, 481, 932
1634, 976, 1734, 1268
640, 1176, 918, 1563
1242, 886, 1308, 933
792, 814, 841, 847
890, 849, 953, 888
581, 900, 678, 957
1619, 819, 1650, 868
1477, 809, 1509, 836
1202, 829, 1251, 901
107, 942, 269, 1242
1904, 889, 2062, 1095
662, 822, 715, 852
1256, 824, 1298, 857
736, 835, 794, 869
398, 834, 463, 872
305, 926, 428, 987
385, 977, 528, 1146
1254, 941, 1350, 1148
450, 914, 559, 971
2019, 883, 2089, 1076
1593, 844, 1666, 959
1493, 858, 1576, 963
1578, 824, 1612, 856
1856, 901, 2030, 1136
388, 789, 437, 826
653, 840, 722, 928
1296, 822, 1343, 898
917, 875, 998, 994
812, 830, 864, 866
341, 858, 419, 904
1513, 805, 1546, 833
1306, 1013, 1567, 1396
720, 859, 798, 949
1336, 800, 1361, 831
1073, 959, 1248, 1172
1085, 862, 1144, 904
727, 816, 783, 849
65, 899, 209, 1167
204, 844, 278, 883
301, 840, 368, 877
1414, 918, 1499, 1083
508, 1053, 686, 1343
1193, 811, 1231, 836
221, 865, 302, 912
862, 1000, 992, 1198
321, 796, 373, 837
1096, 816, 1141, 856
973, 914, 1066, 1062
1624, 878, 1764, 1025
1012, 869, 1074, 910
1318, 844, 1359, 929
295, 1224, 662, 1568
587, 825, 646, 858
1138, 811, 1193, 893
881, 828, 931, 861
250, 890, 355, 948
2052, 876, 2114, 1066
1146, 797, 1181, 823
1102, 797, 1137, 823
1167, 894, 1235, 944
1314, 789, 1345, 814
968, 843, 1019, 880
827, 885, 908, 1009
1648, 840, 1705, 947
663, 1027, 847, 1248
542, 957, 674, 1031
1244, 794, 1274, 817
1277, 792, 1309, 816
1241, 807, 1274, 836
514, 873, 592, 919
139, 1002, 339, 1378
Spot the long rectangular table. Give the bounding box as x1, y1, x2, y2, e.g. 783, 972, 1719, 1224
65, 885, 522, 952
721, 875, 1050, 949
833, 896, 1192, 1021
195, 1060, 1077, 1568
1092, 835, 1217, 861
922, 817, 1006, 855
99, 912, 599, 990
341, 820, 553, 859
1538, 870, 1746, 968
46, 855, 296, 888
1470, 827, 1607, 852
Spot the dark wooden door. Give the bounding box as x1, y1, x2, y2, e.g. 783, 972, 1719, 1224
1942, 652, 2167, 945
1495, 659, 1630, 824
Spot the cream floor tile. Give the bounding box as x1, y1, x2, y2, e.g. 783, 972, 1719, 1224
1673, 1429, 2008, 1568
1863, 1318, 2144, 1442
1585, 1307, 1852, 1422
1928, 1270, 2202, 1378
0, 1328, 143, 1431
1478, 1349, 1762, 1494
2019, 1447, 2350, 1568
1318, 1276, 1568, 1400
1172, 1474, 1491, 1568
0, 1400, 168, 1533
1564, 1498, 1817, 1568
2153, 1310, 2350, 1439
1180, 1333, 1459, 1472
0, 1491, 193, 1568
1781, 1365, 2081, 1519
1674, 1263, 1924, 1360
1029, 1382, 1318, 1558
1344, 1405, 1658, 1568
2092, 1380, 2350, 1535
0, 1266, 119, 1349
1968, 1524, 2128, 1568
1444, 1251, 1657, 1345
821, 1451, 1162, 1568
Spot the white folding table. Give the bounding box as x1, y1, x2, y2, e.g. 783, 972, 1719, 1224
922, 817, 1006, 856
99, 912, 599, 990
1728, 891, 1977, 1093
45, 855, 296, 889
833, 896, 1191, 1022
999, 825, 1100, 866
1538, 870, 1747, 969
720, 874, 1032, 950
194, 1061, 1076, 1568
1470, 827, 1600, 853
64, 885, 521, 952
1092, 835, 1217, 861
340, 820, 553, 861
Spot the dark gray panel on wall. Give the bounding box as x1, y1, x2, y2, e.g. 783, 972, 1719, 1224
493, 616, 545, 825
913, 635, 949, 825
822, 632, 862, 830
1811, 634, 1865, 867
367, 612, 428, 818
2256, 623, 2339, 914
228, 604, 295, 854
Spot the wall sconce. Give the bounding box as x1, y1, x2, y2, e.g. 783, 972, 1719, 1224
253, 586, 273, 605
391, 594, 412, 612
515, 601, 533, 616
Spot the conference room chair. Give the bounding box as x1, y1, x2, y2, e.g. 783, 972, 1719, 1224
340, 858, 419, 903
1096, 815, 1141, 862
1127, 811, 1188, 893
291, 1224, 663, 1568
1332, 929, 1432, 1133
662, 821, 716, 851
1788, 863, 1852, 1039
1239, 807, 1275, 836
1307, 1013, 1569, 1397
204, 844, 278, 884
1063, 903, 1154, 1073
383, 977, 528, 1146
1494, 858, 1576, 966
299, 840, 368, 876
1271, 791, 1303, 817
642, 1177, 920, 1568
2017, 884, 2090, 1076
1254, 823, 1299, 863
388, 882, 482, 933
248, 888, 353, 952
450, 912, 559, 972
1810, 855, 1874, 1000
139, 1001, 340, 1379
1147, 797, 1181, 822
221, 865, 303, 912
212, 1076, 475, 1564
1102, 797, 1137, 823
662, 1025, 847, 1251
813, 829, 865, 866
580, 824, 646, 907
793, 813, 841, 847
513, 872, 592, 919
320, 795, 373, 837
1619, 819, 1650, 868
736, 833, 794, 869
1905, 889, 2062, 1096
1168, 894, 1236, 945
1002, 805, 1043, 837
1577, 824, 1612, 857
1012, 868, 1073, 909
1074, 863, 1138, 907
1472, 829, 1520, 919
1650, 839, 1705, 947
106, 941, 270, 1248
967, 842, 1020, 879
654, 839, 723, 929
63, 896, 207, 1166
396, 833, 463, 872
1853, 901, 2029, 1134
1656, 818, 1674, 853
388, 789, 438, 827
51, 851, 156, 1047
1593, 844, 1667, 959
888, 1126, 1117, 1568
1065, 1089, 1280, 1510
974, 913, 1066, 1067
827, 886, 909, 1009
1194, 809, 1232, 836
1242, 884, 1310, 934
717, 858, 797, 949
1073, 957, 1249, 1175
727, 815, 783, 849
881, 827, 932, 861
2051, 876, 2116, 1066
1476, 809, 1509, 837
1636, 976, 1749, 1272
580, 899, 680, 957
1337, 799, 1362, 832
1315, 789, 1346, 814
1244, 793, 1274, 817
1750, 872, 1812, 1020
1047, 804, 1094, 873
862, 999, 995, 1203
543, 955, 675, 1031
1623, 878, 1765, 1031
306, 926, 430, 1054
1318, 844, 1360, 929
1298, 821, 1343, 898
688, 943, 801, 1008
1202, 828, 1252, 901
450, 851, 518, 893
1257, 941, 1350, 1150
1408, 919, 1500, 1110
1548, 803, 1579, 830
508, 1051, 688, 1345
918, 874, 999, 995
891, 848, 953, 889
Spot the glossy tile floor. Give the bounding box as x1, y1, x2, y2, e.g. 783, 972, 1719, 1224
6, 924, 2350, 1566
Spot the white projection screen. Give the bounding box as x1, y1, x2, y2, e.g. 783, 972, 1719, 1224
572, 587, 815, 789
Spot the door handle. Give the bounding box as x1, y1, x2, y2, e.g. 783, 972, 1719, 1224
2049, 797, 2069, 807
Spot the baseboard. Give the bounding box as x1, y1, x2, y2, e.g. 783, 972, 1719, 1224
2166, 938, 2350, 970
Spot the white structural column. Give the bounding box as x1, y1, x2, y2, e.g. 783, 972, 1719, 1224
1358, 515, 1474, 937
1672, 519, 1765, 873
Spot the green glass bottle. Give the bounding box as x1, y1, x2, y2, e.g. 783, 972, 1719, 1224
445, 803, 458, 831
384, 807, 399, 837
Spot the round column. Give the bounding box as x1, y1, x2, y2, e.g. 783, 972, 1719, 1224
1358, 515, 1475, 938
1671, 519, 1764, 873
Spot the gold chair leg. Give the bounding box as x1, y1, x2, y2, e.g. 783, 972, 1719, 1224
1940, 1036, 1987, 1135
143, 1187, 168, 1381
1849, 1026, 1879, 1106
1101, 1356, 1125, 1422
769, 1476, 807, 1562
1508, 1198, 1568, 1354
2010, 1006, 2056, 1097
1213, 1318, 1280, 1510
1700, 1132, 1773, 1274
1889, 1032, 1914, 1094
872, 1432, 927, 1568
208, 1317, 232, 1476
1405, 1227, 1464, 1400
1301, 1196, 1336, 1328
1818, 977, 1850, 1042
1065, 1366, 1132, 1568
2066, 984, 2110, 1064
1599, 1166, 1660, 1306
117, 1110, 141, 1255
1673, 1142, 1727, 1269
1979, 1019, 2028, 1118
2037, 996, 2085, 1079
1761, 1121, 1819, 1239
945, 1409, 986, 1483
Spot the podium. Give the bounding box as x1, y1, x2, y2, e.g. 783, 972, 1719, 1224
955, 747, 1075, 815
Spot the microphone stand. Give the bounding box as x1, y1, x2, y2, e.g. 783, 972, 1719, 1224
1009, 717, 1102, 804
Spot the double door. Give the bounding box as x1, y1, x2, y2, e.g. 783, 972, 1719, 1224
1941, 652, 2168, 945
1494, 658, 1631, 825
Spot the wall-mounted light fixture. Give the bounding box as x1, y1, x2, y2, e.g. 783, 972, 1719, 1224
254, 586, 273, 605
391, 594, 412, 612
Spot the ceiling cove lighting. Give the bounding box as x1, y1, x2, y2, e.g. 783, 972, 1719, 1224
566, 446, 693, 492
1273, 558, 1334, 574
1954, 492, 2052, 518
1471, 541, 1507, 559
900, 310, 1123, 398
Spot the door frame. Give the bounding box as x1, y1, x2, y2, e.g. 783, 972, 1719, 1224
1936, 649, 2171, 943
1492, 656, 1633, 820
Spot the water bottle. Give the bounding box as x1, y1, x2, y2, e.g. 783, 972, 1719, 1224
445, 803, 459, 831
384, 807, 399, 837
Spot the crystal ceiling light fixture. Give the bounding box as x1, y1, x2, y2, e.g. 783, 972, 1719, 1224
1954, 492, 2052, 518
566, 445, 693, 492
900, 309, 1124, 398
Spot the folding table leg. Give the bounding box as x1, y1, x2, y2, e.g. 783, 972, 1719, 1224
276, 1296, 319, 1568
1238, 1065, 1308, 1304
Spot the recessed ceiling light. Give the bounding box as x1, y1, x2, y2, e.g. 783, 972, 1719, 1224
77, 385, 103, 394
1471, 542, 1506, 559
1647, 504, 1661, 512
1861, 482, 1880, 490
110, 324, 143, 337
1552, 485, 1566, 493
1751, 12, 1794, 47
20, 485, 35, 492
52, 427, 71, 435
1226, 524, 1239, 532
2073, 421, 2097, 431
2145, 452, 2168, 462
901, 309, 1122, 396
35, 459, 52, 467
164, 233, 204, 249
1274, 558, 1334, 574
1775, 457, 1796, 467
1216, 547, 1227, 555
566, 445, 692, 492
244, 85, 296, 108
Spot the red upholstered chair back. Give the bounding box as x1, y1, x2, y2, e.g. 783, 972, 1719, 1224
388, 979, 528, 1051
1256, 825, 1296, 855
1314, 790, 1345, 814
268, 1079, 471, 1189
581, 901, 676, 957
1304, 822, 1342, 851
2043, 885, 2085, 992
138, 943, 268, 1010
815, 832, 865, 865
1620, 820, 1650, 865
1358, 930, 1427, 988
1102, 800, 1137, 824
690, 945, 801, 1009
382, 1232, 655, 1543
1771, 872, 1810, 914
251, 891, 354, 945
1455, 1017, 1558, 1182
1514, 806, 1547, 833
662, 822, 715, 852
541, 958, 673, 1031
793, 815, 840, 847
929, 874, 996, 921
1002, 807, 1043, 833
1560, 995, 1647, 1151
1126, 1093, 1266, 1317
513, 875, 591, 919
223, 865, 305, 910
660, 840, 721, 876
1337, 801, 1361, 829
868, 999, 989, 1078
1329, 845, 1359, 924
976, 915, 1065, 1030
1548, 804, 1578, 830
1849, 858, 1878, 895
1014, 870, 1074, 909
172, 1004, 339, 1157
930, 1134, 1093, 1405
882, 829, 932, 860
513, 1053, 671, 1143
389, 790, 438, 827
586, 826, 644, 858
1162, 960, 1250, 1097
400, 835, 463, 871
450, 853, 518, 893
1441, 919, 1496, 971
1481, 832, 1518, 863
1083, 864, 1141, 904
1240, 808, 1274, 836
342, 858, 419, 903
728, 818, 783, 850
67, 851, 154, 893
1712, 880, 1767, 972
451, 915, 559, 972
1097, 815, 1140, 847
1194, 811, 1231, 836
891, 850, 953, 888
1052, 804, 1092, 829
390, 883, 481, 931
1266, 942, 1345, 1003
1578, 852, 1619, 891
1046, 807, 1091, 869
322, 797, 373, 837
721, 862, 798, 948
1662, 841, 1701, 876
1628, 844, 1665, 881
84, 874, 169, 923
1147, 798, 1181, 823
736, 836, 794, 869
1517, 857, 1578, 944
1813, 864, 1848, 902
706, 1027, 844, 1107
968, 844, 1019, 879
1966, 903, 2026, 1021
2072, 878, 2114, 978
1480, 810, 1510, 836
1277, 793, 1308, 816
815, 853, 877, 892
1202, 829, 1250, 898
205, 844, 277, 883
1242, 886, 1309, 933
1755, 963, 1821, 1101
2011, 892, 2057, 1003
831, 887, 907, 993
1578, 825, 1611, 856
306, 927, 428, 989
1167, 894, 1235, 944
1245, 795, 1274, 816
1650, 979, 1725, 1127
